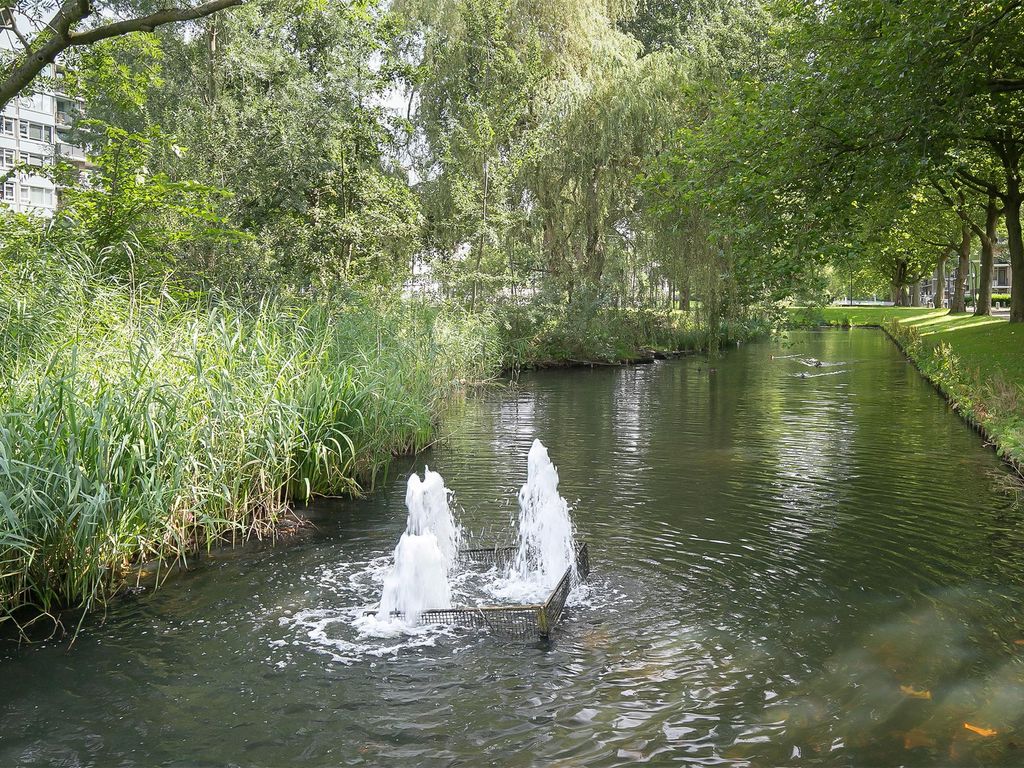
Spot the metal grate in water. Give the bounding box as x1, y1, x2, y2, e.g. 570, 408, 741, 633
413, 541, 591, 639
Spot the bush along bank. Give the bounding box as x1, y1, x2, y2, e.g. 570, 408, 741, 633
886, 320, 1024, 471
495, 302, 772, 371
0, 277, 498, 633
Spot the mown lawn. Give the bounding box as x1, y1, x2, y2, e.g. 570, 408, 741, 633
896, 313, 1024, 384
789, 305, 945, 327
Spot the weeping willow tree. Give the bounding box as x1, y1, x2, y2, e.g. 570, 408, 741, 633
406, 0, 638, 304
403, 0, 784, 349
636, 0, 825, 340
408, 0, 692, 305
526, 49, 690, 303
408, 0, 542, 307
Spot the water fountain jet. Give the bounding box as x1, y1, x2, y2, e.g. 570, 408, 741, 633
405, 467, 462, 569
360, 469, 461, 632
361, 444, 589, 639
510, 439, 577, 588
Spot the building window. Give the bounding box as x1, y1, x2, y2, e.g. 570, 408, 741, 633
0, 148, 13, 167
19, 121, 53, 143
1, 117, 14, 136
19, 92, 53, 114
20, 185, 53, 208
21, 152, 46, 167
1, 181, 15, 202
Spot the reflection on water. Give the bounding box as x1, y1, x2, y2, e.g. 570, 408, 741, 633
4, 329, 1024, 766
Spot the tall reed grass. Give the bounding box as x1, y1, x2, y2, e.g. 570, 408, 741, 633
0, 257, 498, 630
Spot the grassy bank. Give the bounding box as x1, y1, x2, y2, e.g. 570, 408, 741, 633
790, 306, 1024, 468
788, 305, 942, 327
0, 260, 498, 630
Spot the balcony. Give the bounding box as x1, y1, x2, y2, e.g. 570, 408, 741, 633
56, 142, 87, 164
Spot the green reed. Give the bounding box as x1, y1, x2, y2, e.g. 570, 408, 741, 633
0, 268, 499, 629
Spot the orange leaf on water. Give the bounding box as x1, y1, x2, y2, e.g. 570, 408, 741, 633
964, 723, 998, 737
1013, 639, 1024, 646
899, 685, 932, 700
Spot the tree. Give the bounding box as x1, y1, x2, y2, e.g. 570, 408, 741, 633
412, 0, 542, 307
0, 122, 234, 286
948, 152, 1010, 317
767, 0, 1024, 319
0, 0, 243, 109
80, 0, 421, 291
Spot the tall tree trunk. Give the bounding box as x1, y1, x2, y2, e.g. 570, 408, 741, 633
206, 18, 219, 105
934, 257, 946, 309
583, 168, 605, 287
542, 215, 558, 277
1007, 187, 1024, 322
951, 223, 971, 313
681, 278, 691, 311
975, 194, 1000, 317
911, 281, 921, 307
891, 260, 908, 305
994, 140, 1024, 322
471, 159, 489, 312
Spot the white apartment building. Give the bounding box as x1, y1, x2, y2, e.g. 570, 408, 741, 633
1, 16, 86, 216
1, 88, 59, 214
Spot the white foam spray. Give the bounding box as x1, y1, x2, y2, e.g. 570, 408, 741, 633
377, 532, 452, 618
494, 439, 576, 601
357, 469, 461, 635
405, 467, 462, 568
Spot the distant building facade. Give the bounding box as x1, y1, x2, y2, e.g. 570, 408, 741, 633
919, 237, 1012, 307
993, 259, 1012, 296
0, 16, 87, 216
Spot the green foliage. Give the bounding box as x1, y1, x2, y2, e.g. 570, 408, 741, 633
620, 0, 774, 78
0, 125, 235, 288
492, 300, 768, 368
61, 34, 164, 126
54, 124, 235, 281
772, 0, 1023, 314
413, 0, 544, 307
493, 303, 691, 366
95, 0, 424, 291
410, 0, 737, 322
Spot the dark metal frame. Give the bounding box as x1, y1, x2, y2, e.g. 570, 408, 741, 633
410, 542, 590, 639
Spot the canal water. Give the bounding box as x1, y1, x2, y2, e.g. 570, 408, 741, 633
4, 329, 1024, 766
